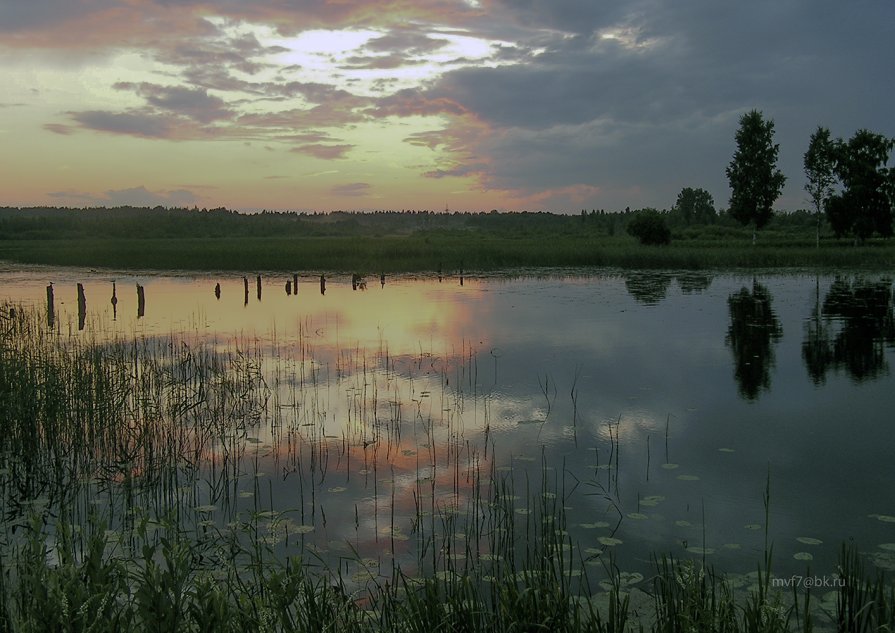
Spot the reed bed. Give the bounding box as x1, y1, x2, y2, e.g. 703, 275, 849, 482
0, 303, 893, 632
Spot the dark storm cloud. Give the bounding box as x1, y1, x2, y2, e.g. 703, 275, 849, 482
413, 0, 895, 209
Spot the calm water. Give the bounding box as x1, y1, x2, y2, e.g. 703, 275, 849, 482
2, 264, 894, 583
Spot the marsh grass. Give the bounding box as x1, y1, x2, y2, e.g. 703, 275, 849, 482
2, 233, 894, 273
1, 303, 894, 632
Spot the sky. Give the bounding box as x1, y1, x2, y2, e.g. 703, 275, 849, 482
0, 0, 892, 213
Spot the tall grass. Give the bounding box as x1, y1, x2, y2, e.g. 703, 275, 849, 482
1, 303, 893, 631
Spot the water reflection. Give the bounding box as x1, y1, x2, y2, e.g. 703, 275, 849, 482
725, 281, 782, 400
624, 272, 673, 305
803, 277, 895, 383
3, 268, 895, 582
676, 272, 713, 295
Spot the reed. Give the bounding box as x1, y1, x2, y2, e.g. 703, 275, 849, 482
1, 303, 894, 632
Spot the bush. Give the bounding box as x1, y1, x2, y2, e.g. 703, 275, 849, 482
627, 211, 671, 245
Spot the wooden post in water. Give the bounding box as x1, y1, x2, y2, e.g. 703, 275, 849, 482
380, 272, 385, 288
77, 283, 86, 330
293, 274, 299, 295
243, 276, 249, 306
285, 280, 292, 295
351, 273, 358, 291
136, 284, 145, 318
320, 274, 326, 296
111, 281, 118, 321
214, 283, 221, 300
256, 275, 262, 301
46, 283, 55, 327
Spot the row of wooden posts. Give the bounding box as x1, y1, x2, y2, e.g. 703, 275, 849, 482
46, 282, 144, 330
44, 266, 465, 329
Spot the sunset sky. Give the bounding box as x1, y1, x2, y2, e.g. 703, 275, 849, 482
1, 1, 892, 213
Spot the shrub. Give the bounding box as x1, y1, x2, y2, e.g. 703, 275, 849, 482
627, 210, 671, 245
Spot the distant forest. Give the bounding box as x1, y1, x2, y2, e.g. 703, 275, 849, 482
0, 205, 821, 241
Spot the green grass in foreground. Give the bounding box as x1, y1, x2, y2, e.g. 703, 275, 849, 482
1, 233, 894, 272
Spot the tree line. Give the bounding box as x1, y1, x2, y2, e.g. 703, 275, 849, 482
628, 111, 894, 246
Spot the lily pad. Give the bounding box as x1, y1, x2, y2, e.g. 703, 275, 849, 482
796, 537, 823, 545
686, 547, 715, 555
627, 513, 649, 520
599, 572, 643, 591
677, 474, 700, 481
718, 448, 736, 453
869, 514, 895, 523
580, 521, 611, 529
598, 536, 623, 546
675, 520, 692, 527
878, 544, 895, 552
794, 552, 814, 561
661, 463, 679, 470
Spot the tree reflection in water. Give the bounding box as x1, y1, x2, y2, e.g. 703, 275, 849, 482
803, 277, 895, 383
726, 281, 783, 400
624, 272, 674, 305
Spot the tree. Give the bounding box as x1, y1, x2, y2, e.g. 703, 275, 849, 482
725, 110, 786, 243
803, 126, 836, 248
627, 209, 671, 245
827, 129, 894, 242
672, 187, 716, 225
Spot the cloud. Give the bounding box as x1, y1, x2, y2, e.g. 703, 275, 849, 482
105, 186, 199, 207
290, 144, 354, 160
330, 182, 371, 197
8, 0, 895, 212
48, 185, 200, 207
69, 111, 176, 138
43, 123, 73, 135
114, 82, 232, 123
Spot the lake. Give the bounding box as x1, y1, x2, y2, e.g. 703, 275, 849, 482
2, 264, 894, 591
